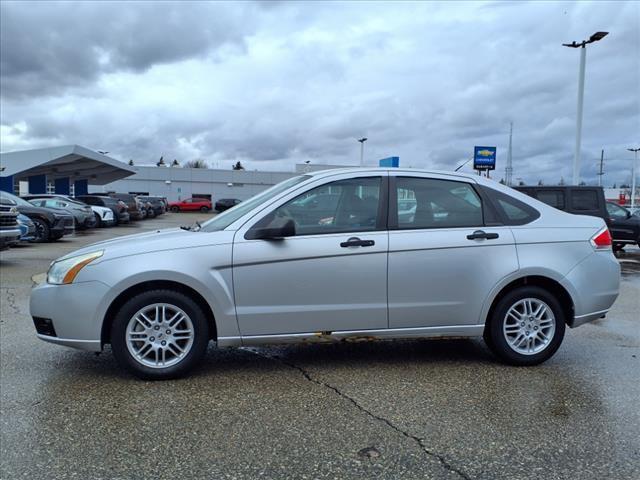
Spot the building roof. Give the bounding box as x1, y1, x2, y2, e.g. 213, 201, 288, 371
0, 145, 135, 185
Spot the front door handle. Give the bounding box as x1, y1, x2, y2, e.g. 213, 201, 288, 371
340, 237, 375, 248
466, 230, 499, 240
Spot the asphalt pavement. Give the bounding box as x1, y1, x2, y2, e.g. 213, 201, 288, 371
1, 214, 638, 480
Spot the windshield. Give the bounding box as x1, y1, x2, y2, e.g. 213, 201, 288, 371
0, 190, 34, 207
200, 175, 310, 232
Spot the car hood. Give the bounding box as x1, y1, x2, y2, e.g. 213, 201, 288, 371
57, 228, 236, 262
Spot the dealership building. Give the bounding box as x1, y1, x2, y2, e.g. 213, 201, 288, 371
0, 145, 352, 202
92, 162, 351, 202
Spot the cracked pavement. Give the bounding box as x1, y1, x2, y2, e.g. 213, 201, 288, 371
1, 214, 639, 479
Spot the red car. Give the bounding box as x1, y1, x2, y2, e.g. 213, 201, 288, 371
168, 197, 212, 212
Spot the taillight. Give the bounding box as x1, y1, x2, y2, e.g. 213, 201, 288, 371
590, 227, 612, 250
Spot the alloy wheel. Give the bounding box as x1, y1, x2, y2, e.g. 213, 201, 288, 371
503, 298, 556, 355
125, 303, 195, 368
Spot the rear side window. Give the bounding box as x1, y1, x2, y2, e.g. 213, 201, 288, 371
571, 190, 599, 211
484, 188, 540, 226
395, 177, 483, 229
536, 190, 565, 210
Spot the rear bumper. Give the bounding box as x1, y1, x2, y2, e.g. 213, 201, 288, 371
564, 250, 620, 328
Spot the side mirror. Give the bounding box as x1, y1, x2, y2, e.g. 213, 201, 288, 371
246, 218, 295, 240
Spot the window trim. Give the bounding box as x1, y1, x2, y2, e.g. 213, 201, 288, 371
388, 176, 489, 231
244, 175, 389, 239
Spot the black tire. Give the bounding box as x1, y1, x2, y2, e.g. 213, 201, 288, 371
94, 212, 102, 228
200, 206, 209, 212
484, 286, 565, 366
110, 289, 210, 380
147, 209, 156, 218
170, 206, 179, 213
31, 218, 51, 243
613, 243, 625, 252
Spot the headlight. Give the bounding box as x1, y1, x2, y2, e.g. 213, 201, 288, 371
47, 250, 104, 285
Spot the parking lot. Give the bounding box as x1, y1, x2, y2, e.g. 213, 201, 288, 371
1, 213, 639, 480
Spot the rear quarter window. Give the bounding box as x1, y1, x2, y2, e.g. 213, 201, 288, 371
483, 188, 540, 226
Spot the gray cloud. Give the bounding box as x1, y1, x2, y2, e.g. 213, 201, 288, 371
1, 0, 638, 186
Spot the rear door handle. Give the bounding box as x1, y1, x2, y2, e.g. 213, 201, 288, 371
466, 230, 499, 240
340, 237, 375, 248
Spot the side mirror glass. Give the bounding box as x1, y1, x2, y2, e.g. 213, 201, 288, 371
246, 218, 295, 240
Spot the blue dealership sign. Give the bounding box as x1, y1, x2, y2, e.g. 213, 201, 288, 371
379, 156, 399, 168
473, 146, 496, 170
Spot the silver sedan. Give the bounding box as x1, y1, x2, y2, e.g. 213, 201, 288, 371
30, 169, 620, 379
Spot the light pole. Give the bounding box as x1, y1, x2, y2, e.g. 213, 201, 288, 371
357, 138, 367, 167
563, 31, 608, 185
629, 148, 640, 209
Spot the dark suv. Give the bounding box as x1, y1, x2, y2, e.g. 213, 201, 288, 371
77, 195, 130, 225
106, 193, 144, 220
0, 190, 74, 242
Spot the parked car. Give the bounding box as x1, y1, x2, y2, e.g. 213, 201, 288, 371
138, 196, 165, 216
605, 202, 640, 250
214, 198, 242, 212
26, 197, 96, 229
17, 213, 36, 242
106, 193, 144, 220
77, 195, 130, 225
168, 197, 212, 212
30, 169, 620, 379
0, 200, 21, 251
22, 194, 114, 228
0, 191, 74, 242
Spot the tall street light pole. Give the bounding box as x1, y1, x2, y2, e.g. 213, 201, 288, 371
563, 31, 608, 185
357, 138, 367, 167
629, 147, 640, 209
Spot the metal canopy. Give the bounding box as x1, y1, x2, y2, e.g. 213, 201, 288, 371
0, 145, 135, 185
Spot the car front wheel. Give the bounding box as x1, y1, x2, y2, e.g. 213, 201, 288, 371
485, 286, 565, 366
200, 206, 209, 212
111, 289, 210, 380
170, 206, 179, 212
31, 218, 51, 243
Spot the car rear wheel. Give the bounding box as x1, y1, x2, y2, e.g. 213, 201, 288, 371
200, 206, 209, 212
111, 290, 210, 380
485, 286, 565, 366
31, 218, 51, 243
170, 206, 179, 213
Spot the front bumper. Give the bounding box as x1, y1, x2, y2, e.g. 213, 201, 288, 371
51, 217, 74, 235
30, 279, 111, 351
0, 228, 21, 248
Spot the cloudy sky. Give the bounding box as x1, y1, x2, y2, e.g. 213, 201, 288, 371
1, 0, 638, 185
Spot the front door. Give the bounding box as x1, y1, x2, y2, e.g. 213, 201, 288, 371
233, 174, 388, 336
387, 175, 519, 328
606, 202, 636, 243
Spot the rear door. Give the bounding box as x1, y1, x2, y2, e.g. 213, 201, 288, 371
387, 174, 519, 328
606, 202, 637, 243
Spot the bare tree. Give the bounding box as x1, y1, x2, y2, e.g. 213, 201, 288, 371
232, 161, 245, 170
128, 159, 134, 166
185, 159, 208, 169
157, 156, 166, 167
171, 159, 180, 167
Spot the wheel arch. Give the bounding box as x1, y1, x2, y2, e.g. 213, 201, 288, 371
101, 280, 218, 346
484, 275, 574, 328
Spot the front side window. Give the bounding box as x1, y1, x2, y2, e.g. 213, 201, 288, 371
253, 177, 382, 236
395, 177, 483, 229
606, 202, 628, 219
